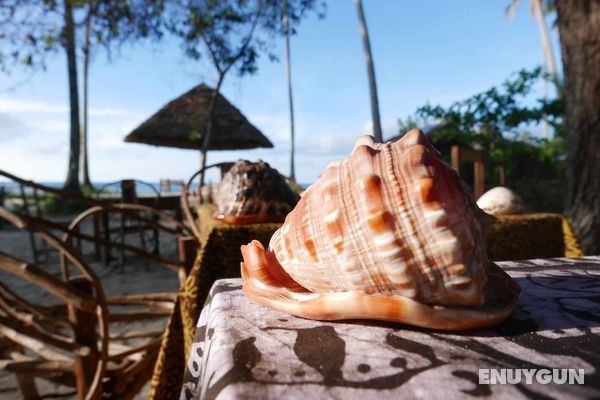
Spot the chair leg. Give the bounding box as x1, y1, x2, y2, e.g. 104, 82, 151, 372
68, 277, 100, 399
27, 231, 40, 265
152, 215, 160, 255
92, 213, 102, 261
101, 211, 112, 266
119, 213, 126, 271
3, 342, 39, 400
137, 219, 147, 254
15, 372, 39, 400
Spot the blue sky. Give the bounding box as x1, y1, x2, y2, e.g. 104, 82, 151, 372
0, 0, 561, 185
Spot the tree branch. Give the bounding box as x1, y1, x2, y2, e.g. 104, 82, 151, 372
222, 0, 265, 76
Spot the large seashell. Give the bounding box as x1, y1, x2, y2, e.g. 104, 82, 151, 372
215, 159, 299, 224
241, 130, 520, 330
477, 186, 524, 215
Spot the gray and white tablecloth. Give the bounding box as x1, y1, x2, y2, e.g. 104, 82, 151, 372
180, 256, 600, 400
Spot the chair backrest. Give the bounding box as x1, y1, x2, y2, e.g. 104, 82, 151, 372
95, 179, 160, 208
182, 162, 232, 240
0, 206, 109, 400
64, 203, 197, 286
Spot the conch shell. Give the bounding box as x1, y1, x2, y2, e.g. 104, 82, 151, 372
241, 130, 520, 330
214, 160, 299, 224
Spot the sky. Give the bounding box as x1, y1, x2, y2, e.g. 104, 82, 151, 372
0, 0, 562, 186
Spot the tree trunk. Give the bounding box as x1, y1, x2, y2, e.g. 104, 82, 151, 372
355, 0, 382, 142
556, 0, 600, 254
63, 0, 81, 194
199, 73, 226, 187
81, 11, 92, 190
283, 0, 296, 182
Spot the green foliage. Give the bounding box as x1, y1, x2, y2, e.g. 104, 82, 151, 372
0, 0, 165, 72
167, 0, 324, 77
399, 67, 566, 211
38, 194, 88, 215
397, 114, 426, 134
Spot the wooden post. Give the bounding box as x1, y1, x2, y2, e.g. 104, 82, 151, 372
451, 145, 486, 199
177, 235, 198, 286
67, 277, 99, 399
120, 180, 137, 204
474, 161, 485, 200
451, 145, 460, 172
498, 165, 506, 186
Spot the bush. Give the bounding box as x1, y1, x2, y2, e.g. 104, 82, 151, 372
398, 67, 566, 212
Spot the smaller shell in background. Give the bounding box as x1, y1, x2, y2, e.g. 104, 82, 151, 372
477, 186, 524, 215
215, 160, 299, 224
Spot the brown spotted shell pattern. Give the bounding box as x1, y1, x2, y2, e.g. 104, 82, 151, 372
215, 159, 299, 224
241, 130, 520, 330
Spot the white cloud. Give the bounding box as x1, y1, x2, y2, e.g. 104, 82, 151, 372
247, 113, 290, 144
28, 118, 69, 133
0, 98, 68, 114
0, 100, 374, 185
89, 107, 138, 117
0, 96, 139, 117
32, 139, 68, 154
361, 116, 399, 140
295, 133, 356, 156
0, 113, 29, 141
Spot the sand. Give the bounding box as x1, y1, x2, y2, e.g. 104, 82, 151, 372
0, 215, 182, 399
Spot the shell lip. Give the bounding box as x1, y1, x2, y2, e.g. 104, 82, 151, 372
214, 212, 287, 225
241, 240, 521, 331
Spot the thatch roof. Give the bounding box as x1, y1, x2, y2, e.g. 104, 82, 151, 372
124, 83, 273, 150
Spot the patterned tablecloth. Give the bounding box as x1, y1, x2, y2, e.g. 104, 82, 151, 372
180, 256, 600, 400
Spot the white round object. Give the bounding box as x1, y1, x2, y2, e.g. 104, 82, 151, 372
476, 186, 524, 215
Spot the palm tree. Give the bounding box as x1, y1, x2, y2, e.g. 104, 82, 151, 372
63, 0, 81, 193
80, 5, 93, 191
283, 0, 296, 182
355, 0, 382, 142
506, 0, 560, 138
507, 0, 559, 86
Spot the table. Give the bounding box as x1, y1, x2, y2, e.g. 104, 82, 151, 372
148, 208, 281, 400
147, 211, 584, 400
486, 213, 583, 260
180, 256, 600, 400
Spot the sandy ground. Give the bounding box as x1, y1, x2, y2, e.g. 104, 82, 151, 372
0, 215, 181, 399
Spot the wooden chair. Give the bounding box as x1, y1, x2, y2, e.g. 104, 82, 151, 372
0, 206, 196, 399
94, 181, 163, 266
0, 169, 99, 264
182, 162, 232, 241
64, 203, 197, 285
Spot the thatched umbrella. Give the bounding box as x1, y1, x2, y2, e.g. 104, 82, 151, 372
124, 83, 273, 151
